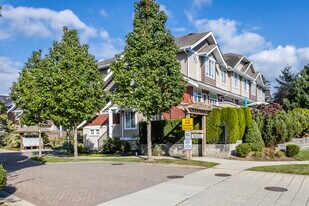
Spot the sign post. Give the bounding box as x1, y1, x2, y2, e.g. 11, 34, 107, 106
182, 118, 193, 160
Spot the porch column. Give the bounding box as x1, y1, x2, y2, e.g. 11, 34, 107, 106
108, 110, 113, 138
202, 115, 206, 157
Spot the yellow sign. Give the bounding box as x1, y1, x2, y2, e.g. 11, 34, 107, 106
182, 118, 193, 131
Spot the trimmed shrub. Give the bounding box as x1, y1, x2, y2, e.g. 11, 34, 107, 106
275, 150, 285, 158
101, 138, 131, 154
139, 120, 183, 144
2, 133, 20, 148
254, 151, 263, 157
242, 107, 252, 127
286, 144, 300, 157
236, 143, 251, 157
152, 144, 163, 156
206, 108, 221, 144
244, 120, 264, 151
237, 108, 246, 140
221, 108, 239, 143
0, 165, 7, 191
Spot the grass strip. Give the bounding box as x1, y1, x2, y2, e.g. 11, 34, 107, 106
247, 164, 309, 175
294, 149, 309, 161
31, 156, 218, 168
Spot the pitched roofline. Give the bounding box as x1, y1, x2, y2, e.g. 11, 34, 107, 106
199, 45, 227, 69
191, 32, 213, 49
234, 56, 244, 69
243, 62, 252, 73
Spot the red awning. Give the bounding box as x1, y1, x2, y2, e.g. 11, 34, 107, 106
86, 114, 109, 126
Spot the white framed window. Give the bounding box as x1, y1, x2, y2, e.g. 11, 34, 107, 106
220, 69, 227, 84
205, 57, 215, 79
193, 89, 203, 103
233, 73, 239, 88
251, 83, 256, 96
209, 94, 218, 106
89, 129, 99, 136
125, 111, 136, 129
243, 79, 249, 92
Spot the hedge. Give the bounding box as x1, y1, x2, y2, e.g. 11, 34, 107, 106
237, 108, 246, 140
139, 120, 183, 144
206, 108, 221, 144
242, 107, 252, 127
244, 120, 264, 151
220, 108, 239, 144
286, 144, 300, 157
0, 165, 7, 191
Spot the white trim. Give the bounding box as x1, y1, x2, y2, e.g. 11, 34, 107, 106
104, 71, 114, 82
234, 56, 244, 69
77, 120, 87, 129
7, 104, 17, 113
233, 73, 239, 89
220, 69, 227, 85
191, 32, 213, 49
84, 126, 100, 129
100, 101, 112, 113
243, 62, 252, 73
124, 111, 137, 130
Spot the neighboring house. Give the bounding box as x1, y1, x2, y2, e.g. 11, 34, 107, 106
80, 31, 268, 150
6, 103, 23, 127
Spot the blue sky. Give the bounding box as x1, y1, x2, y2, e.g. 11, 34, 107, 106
1, 0, 309, 95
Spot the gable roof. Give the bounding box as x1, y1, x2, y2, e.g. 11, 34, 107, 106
223, 53, 243, 68
98, 57, 116, 69
175, 32, 210, 49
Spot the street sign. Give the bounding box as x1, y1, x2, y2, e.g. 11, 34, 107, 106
192, 134, 203, 139
182, 118, 193, 131
185, 131, 191, 140
184, 139, 192, 150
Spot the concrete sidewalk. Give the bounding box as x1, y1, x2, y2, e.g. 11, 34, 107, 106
98, 157, 309, 206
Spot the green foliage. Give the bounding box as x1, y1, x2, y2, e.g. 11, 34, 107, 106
244, 120, 264, 151
110, 0, 185, 120
152, 144, 163, 156
293, 108, 309, 115
237, 108, 246, 140
0, 165, 7, 191
206, 108, 221, 144
101, 138, 131, 154
42, 133, 49, 145
1, 133, 20, 148
139, 120, 183, 144
275, 150, 285, 158
286, 144, 300, 157
254, 151, 263, 158
242, 107, 252, 127
220, 108, 239, 143
236, 143, 251, 157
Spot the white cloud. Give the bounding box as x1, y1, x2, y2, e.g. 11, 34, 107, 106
100, 9, 108, 17
0, 57, 21, 95
192, 0, 212, 6
173, 27, 186, 32
1, 5, 97, 42
90, 30, 124, 60
159, 4, 172, 18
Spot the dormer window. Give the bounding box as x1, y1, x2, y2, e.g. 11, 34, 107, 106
205, 57, 215, 79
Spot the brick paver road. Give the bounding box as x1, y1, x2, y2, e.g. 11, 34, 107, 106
0, 150, 201, 206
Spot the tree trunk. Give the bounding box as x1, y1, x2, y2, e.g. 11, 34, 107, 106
73, 127, 78, 160
146, 119, 152, 161
38, 128, 42, 158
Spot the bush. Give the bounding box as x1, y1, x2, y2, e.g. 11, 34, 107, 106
2, 133, 20, 148
275, 150, 285, 158
139, 120, 183, 144
254, 151, 263, 157
152, 144, 163, 156
286, 144, 300, 157
42, 133, 49, 145
206, 108, 221, 144
101, 138, 131, 154
221, 108, 239, 144
242, 107, 252, 127
237, 108, 246, 140
77, 143, 89, 153
236, 143, 251, 157
0, 165, 7, 191
244, 120, 264, 151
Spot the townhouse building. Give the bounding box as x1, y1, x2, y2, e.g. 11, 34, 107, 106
80, 31, 269, 150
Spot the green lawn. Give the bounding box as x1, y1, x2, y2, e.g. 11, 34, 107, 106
294, 149, 309, 161
247, 164, 309, 175
31, 156, 218, 168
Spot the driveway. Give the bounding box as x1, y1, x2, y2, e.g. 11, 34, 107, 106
0, 149, 201, 206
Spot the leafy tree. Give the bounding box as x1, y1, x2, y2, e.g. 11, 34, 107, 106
273, 66, 297, 106
0, 102, 6, 125
46, 27, 105, 160
290, 65, 309, 109
110, 0, 185, 160
0, 6, 2, 17
11, 50, 48, 157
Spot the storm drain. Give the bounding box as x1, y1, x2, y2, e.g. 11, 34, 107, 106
264, 186, 288, 192
111, 163, 124, 165
215, 173, 232, 177
167, 175, 184, 179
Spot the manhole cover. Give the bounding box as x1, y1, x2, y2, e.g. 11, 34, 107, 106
215, 173, 232, 177
167, 175, 184, 179
111, 163, 124, 165
264, 186, 288, 192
